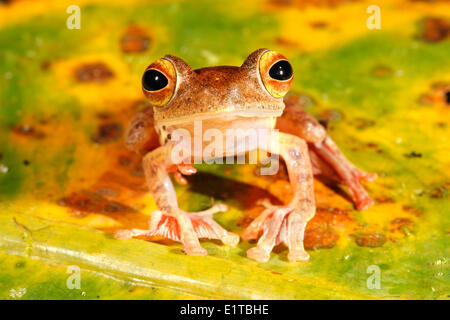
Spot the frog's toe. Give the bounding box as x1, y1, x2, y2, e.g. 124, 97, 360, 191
189, 213, 239, 247
288, 249, 310, 262
183, 245, 208, 256
114, 229, 134, 240
359, 171, 378, 183
355, 194, 375, 211
247, 247, 271, 263
171, 164, 198, 185
244, 204, 312, 263
114, 228, 153, 240
222, 232, 240, 247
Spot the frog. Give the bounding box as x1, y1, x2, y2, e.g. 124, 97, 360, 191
114, 48, 377, 263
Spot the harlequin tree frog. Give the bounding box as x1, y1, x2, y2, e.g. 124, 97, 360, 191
115, 49, 377, 263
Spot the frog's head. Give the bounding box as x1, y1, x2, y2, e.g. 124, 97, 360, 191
142, 49, 293, 124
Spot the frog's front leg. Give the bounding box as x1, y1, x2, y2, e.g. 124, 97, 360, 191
277, 99, 377, 210
114, 145, 239, 255
244, 133, 315, 263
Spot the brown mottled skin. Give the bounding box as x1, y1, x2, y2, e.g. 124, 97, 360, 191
115, 49, 377, 263
151, 50, 286, 123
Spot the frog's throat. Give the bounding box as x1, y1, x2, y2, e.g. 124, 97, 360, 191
153, 103, 284, 126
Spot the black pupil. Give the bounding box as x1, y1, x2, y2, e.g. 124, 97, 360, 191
142, 69, 168, 91
269, 60, 293, 81
445, 91, 450, 104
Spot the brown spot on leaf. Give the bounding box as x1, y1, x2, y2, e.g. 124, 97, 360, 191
304, 206, 353, 250
375, 196, 395, 204
75, 62, 114, 83
118, 155, 132, 167
372, 65, 393, 77
91, 122, 123, 144
59, 191, 136, 216
353, 118, 375, 130
420, 17, 450, 43
418, 93, 434, 106
427, 186, 448, 199
12, 124, 45, 139
96, 112, 113, 120
270, 0, 361, 9
354, 233, 386, 247
363, 142, 384, 154
98, 170, 146, 193
94, 187, 118, 198
304, 226, 338, 249
310, 21, 328, 29
403, 151, 422, 158
120, 25, 151, 53
402, 204, 423, 216
129, 162, 145, 177
274, 37, 299, 48
268, 0, 292, 8
390, 218, 414, 236
41, 61, 51, 71
419, 82, 450, 107
271, 271, 282, 275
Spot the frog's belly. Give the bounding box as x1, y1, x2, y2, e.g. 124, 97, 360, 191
167, 116, 277, 160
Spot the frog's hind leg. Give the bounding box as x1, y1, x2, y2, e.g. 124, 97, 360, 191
277, 100, 377, 210
310, 137, 377, 210
114, 145, 239, 255
124, 106, 160, 154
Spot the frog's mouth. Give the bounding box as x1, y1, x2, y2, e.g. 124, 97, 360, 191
153, 102, 285, 125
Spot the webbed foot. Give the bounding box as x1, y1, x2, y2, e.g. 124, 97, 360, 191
243, 200, 311, 263
114, 203, 239, 255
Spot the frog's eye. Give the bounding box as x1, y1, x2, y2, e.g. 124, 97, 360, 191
142, 58, 176, 107
269, 60, 293, 81
259, 51, 293, 98
143, 70, 168, 91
